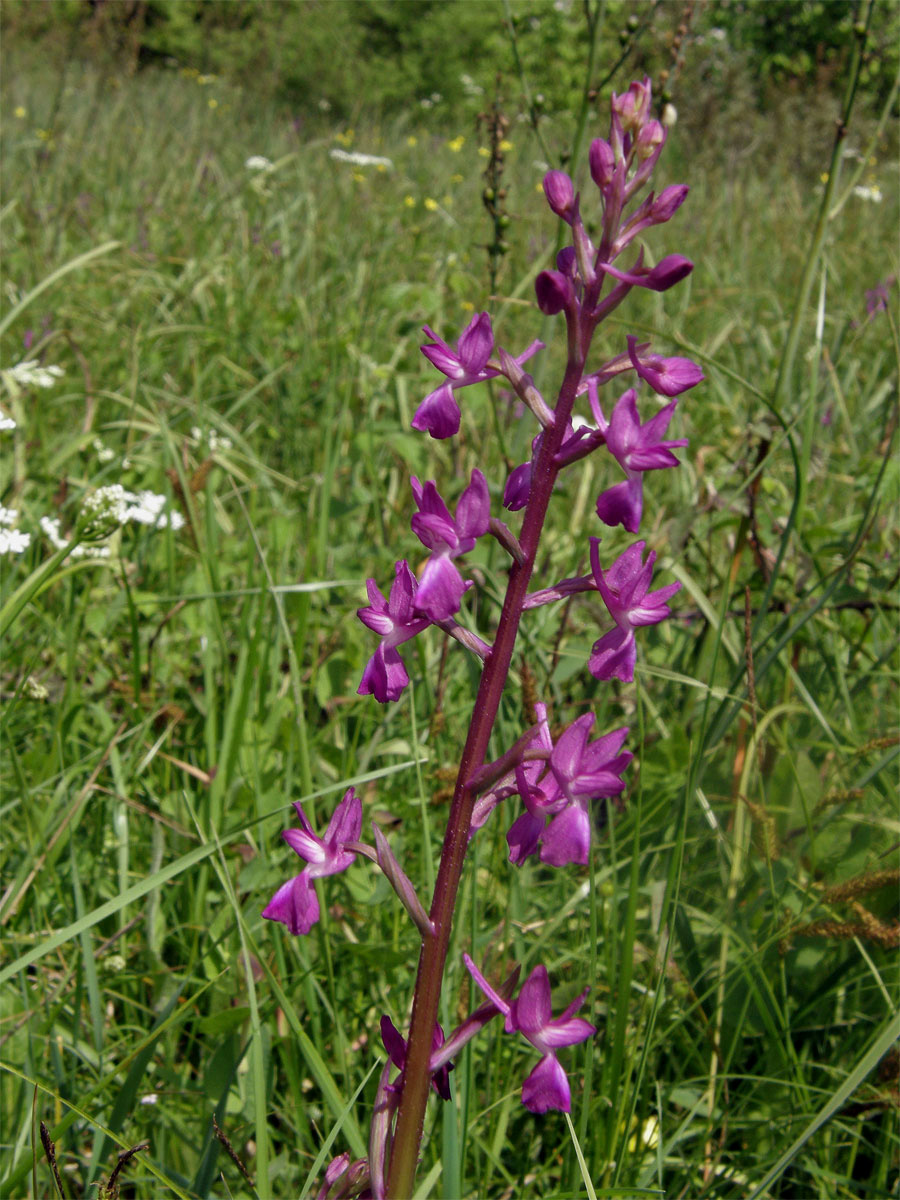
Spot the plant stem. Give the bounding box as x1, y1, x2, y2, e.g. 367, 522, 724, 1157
385, 345, 587, 1198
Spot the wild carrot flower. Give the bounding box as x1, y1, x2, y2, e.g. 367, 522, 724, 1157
0, 528, 30, 555
5, 360, 64, 389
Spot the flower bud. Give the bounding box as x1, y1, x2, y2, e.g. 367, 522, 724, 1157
651, 184, 689, 222
543, 170, 576, 221
556, 246, 577, 278
644, 254, 693, 291
589, 138, 616, 190
535, 269, 573, 315
635, 120, 665, 160
612, 76, 652, 133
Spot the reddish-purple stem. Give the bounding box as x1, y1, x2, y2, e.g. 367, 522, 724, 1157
385, 338, 587, 1198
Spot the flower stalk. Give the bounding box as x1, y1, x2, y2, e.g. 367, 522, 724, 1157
384, 350, 586, 1197
262, 75, 703, 1200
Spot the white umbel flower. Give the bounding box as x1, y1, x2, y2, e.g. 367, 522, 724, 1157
5, 360, 64, 388
0, 528, 30, 555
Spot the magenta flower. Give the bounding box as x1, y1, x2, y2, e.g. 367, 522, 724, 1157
410, 470, 490, 620
626, 334, 704, 397
412, 313, 543, 439
381, 1016, 453, 1101
504, 714, 631, 867
543, 170, 577, 222
600, 253, 693, 293
357, 560, 431, 703
505, 754, 565, 865
315, 1154, 369, 1200
502, 421, 593, 512
535, 269, 576, 316
463, 956, 596, 1113
262, 788, 363, 935
540, 716, 631, 866
588, 538, 680, 682
590, 386, 688, 532
866, 274, 895, 320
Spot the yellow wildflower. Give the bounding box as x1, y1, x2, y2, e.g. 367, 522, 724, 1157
404, 195, 416, 208
424, 197, 439, 212
14, 106, 25, 119
499, 139, 513, 151
447, 135, 465, 153
406, 135, 418, 147
208, 98, 218, 110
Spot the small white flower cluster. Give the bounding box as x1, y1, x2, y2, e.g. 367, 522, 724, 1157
245, 155, 274, 171
93, 437, 116, 463
25, 675, 49, 701
0, 505, 30, 556
328, 148, 393, 169
0, 410, 15, 431
4, 360, 65, 389
460, 73, 484, 98
36, 486, 185, 560
41, 516, 111, 559
853, 184, 883, 203
81, 484, 185, 530
191, 425, 232, 452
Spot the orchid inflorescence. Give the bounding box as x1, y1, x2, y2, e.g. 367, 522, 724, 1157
264, 77, 703, 1199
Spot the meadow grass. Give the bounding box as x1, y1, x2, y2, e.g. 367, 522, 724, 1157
1, 54, 898, 1200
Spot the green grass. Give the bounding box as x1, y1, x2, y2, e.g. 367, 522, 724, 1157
1, 50, 898, 1200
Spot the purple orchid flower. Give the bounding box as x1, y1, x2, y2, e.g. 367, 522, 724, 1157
463, 956, 596, 1113
505, 713, 631, 867
590, 385, 688, 533
505, 754, 565, 865
357, 560, 431, 703
539, 716, 632, 866
315, 1153, 370, 1200
588, 538, 680, 682
262, 788, 363, 935
412, 313, 543, 439
626, 334, 704, 397
502, 421, 594, 513
410, 469, 490, 620
381, 1016, 454, 1101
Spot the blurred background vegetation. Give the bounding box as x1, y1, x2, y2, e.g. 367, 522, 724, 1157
4, 0, 899, 128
